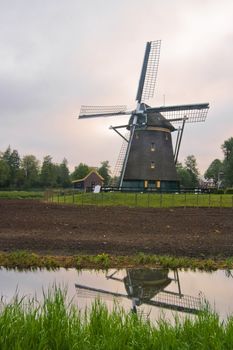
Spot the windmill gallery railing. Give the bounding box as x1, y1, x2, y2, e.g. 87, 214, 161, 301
45, 190, 233, 209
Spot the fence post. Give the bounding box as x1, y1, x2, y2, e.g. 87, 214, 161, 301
184, 192, 186, 209
81, 192, 84, 206
172, 193, 175, 208
160, 193, 162, 208
220, 195, 222, 209
72, 190, 74, 204
208, 193, 211, 208
101, 192, 104, 206
147, 193, 150, 208
197, 193, 199, 208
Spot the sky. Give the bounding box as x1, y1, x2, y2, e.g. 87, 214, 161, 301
0, 0, 232, 175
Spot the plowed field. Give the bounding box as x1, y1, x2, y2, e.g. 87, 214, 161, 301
0, 200, 233, 257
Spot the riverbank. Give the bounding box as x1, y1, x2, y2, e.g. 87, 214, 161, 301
0, 251, 233, 270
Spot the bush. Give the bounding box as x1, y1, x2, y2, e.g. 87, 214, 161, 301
225, 188, 233, 194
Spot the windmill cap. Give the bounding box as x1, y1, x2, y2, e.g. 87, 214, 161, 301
146, 111, 176, 131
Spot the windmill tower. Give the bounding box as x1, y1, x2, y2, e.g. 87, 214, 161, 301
79, 41, 209, 192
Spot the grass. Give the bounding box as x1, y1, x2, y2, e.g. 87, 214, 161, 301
0, 190, 44, 199
0, 287, 233, 349
0, 251, 233, 270
48, 191, 233, 208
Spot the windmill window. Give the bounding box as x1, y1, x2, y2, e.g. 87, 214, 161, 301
151, 143, 155, 151
150, 161, 155, 169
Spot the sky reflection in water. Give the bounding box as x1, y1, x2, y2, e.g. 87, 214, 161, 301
0, 268, 233, 321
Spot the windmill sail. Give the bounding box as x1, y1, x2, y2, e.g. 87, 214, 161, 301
147, 103, 209, 123
136, 40, 161, 103
79, 105, 129, 119
111, 132, 129, 186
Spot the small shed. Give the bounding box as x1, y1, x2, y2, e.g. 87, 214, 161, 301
72, 170, 104, 191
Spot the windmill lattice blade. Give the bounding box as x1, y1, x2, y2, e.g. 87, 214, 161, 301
110, 132, 130, 186
79, 105, 128, 118
146, 291, 202, 314
147, 103, 209, 123
75, 284, 127, 301
136, 40, 161, 103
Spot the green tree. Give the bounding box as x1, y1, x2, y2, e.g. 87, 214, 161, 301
57, 158, 71, 188
2, 145, 11, 164
222, 137, 233, 160
40, 155, 57, 187
176, 162, 193, 188
2, 146, 21, 187
0, 159, 10, 187
21, 155, 40, 188
222, 137, 233, 187
184, 155, 199, 187
204, 159, 223, 186
71, 163, 90, 181
98, 160, 111, 186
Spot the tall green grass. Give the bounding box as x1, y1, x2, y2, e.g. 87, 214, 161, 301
49, 191, 233, 208
0, 287, 233, 349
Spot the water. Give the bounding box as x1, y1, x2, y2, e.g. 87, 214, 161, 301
0, 267, 233, 321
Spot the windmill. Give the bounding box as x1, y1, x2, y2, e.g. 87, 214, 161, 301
75, 268, 202, 315
79, 41, 209, 191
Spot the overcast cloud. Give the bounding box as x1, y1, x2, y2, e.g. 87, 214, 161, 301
0, 0, 233, 174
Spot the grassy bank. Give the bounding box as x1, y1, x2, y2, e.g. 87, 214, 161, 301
0, 251, 233, 270
0, 191, 44, 199
0, 287, 233, 349
48, 191, 233, 208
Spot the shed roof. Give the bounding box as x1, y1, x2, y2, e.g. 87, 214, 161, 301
72, 170, 104, 183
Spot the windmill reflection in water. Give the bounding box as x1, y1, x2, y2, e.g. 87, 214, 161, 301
75, 269, 202, 316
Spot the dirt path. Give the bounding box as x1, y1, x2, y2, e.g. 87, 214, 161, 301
0, 199, 233, 257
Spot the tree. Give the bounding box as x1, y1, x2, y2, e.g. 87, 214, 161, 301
222, 137, 233, 187
40, 155, 57, 187
176, 162, 193, 188
21, 155, 40, 188
0, 159, 10, 187
2, 146, 21, 187
2, 146, 11, 164
71, 163, 90, 181
222, 137, 233, 160
98, 160, 111, 186
184, 155, 199, 187
57, 158, 71, 188
204, 159, 223, 186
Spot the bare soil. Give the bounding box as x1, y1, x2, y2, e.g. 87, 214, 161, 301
0, 199, 233, 258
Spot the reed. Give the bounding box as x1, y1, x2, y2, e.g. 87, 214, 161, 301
0, 287, 233, 349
